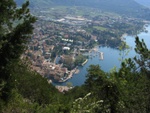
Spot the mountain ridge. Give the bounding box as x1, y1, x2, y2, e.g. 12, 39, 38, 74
15, 0, 150, 20
134, 0, 150, 8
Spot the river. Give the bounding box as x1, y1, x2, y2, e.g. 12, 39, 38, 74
54, 25, 150, 86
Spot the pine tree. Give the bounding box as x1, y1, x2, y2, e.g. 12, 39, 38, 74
134, 36, 150, 113
116, 36, 150, 112
0, 0, 36, 102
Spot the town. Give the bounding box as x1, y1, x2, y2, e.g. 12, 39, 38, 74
24, 6, 148, 90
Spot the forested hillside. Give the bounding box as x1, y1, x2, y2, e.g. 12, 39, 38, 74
1, 0, 150, 113
16, 0, 150, 20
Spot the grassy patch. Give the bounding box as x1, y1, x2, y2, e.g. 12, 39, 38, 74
93, 26, 107, 31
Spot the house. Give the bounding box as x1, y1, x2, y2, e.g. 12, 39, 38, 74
63, 47, 70, 50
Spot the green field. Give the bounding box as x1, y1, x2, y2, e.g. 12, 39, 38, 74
93, 26, 107, 31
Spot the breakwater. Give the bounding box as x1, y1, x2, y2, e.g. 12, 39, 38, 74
99, 52, 104, 60
81, 59, 88, 66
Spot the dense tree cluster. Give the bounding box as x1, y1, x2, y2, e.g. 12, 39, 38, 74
0, 0, 35, 104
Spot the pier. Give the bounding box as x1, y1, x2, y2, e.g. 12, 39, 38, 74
99, 52, 104, 60
81, 59, 88, 66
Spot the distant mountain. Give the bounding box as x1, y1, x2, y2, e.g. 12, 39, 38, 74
15, 0, 54, 8
15, 0, 150, 20
134, 0, 150, 8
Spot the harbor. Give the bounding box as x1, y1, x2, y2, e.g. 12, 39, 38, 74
58, 67, 80, 82
53, 24, 150, 86
56, 47, 104, 83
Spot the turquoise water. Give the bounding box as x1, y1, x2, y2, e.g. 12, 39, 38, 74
54, 25, 150, 86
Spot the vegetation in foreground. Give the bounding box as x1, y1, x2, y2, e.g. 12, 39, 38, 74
0, 0, 150, 113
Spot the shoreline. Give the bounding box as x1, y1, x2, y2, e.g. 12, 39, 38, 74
58, 67, 80, 82
52, 24, 150, 86
120, 33, 128, 41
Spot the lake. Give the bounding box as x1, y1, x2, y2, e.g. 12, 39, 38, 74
54, 25, 150, 86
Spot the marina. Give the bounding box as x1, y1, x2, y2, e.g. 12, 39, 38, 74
54, 25, 150, 86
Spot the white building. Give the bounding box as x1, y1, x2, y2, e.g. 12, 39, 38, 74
63, 47, 70, 50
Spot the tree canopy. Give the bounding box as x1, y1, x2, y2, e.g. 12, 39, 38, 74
0, 0, 36, 108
